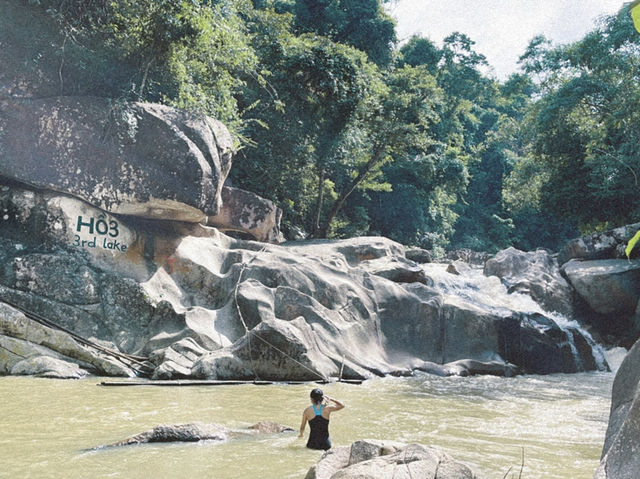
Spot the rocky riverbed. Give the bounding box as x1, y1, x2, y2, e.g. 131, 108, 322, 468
0, 181, 623, 381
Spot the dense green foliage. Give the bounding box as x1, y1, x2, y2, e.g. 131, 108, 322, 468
24, 0, 640, 251
513, 11, 640, 234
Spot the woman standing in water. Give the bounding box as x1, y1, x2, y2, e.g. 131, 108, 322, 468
298, 388, 345, 450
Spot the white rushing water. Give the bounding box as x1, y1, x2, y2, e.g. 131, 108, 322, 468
421, 263, 609, 371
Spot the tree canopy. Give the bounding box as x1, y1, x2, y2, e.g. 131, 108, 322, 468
26, 0, 640, 253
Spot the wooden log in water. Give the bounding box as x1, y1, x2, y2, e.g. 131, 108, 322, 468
99, 378, 363, 387
99, 380, 273, 387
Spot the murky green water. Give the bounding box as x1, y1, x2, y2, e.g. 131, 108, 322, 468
0, 372, 612, 478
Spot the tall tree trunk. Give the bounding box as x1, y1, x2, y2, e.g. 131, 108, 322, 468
312, 167, 326, 237
138, 57, 154, 101
317, 148, 385, 238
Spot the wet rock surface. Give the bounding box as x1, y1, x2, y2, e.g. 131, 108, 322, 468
484, 247, 575, 317
99, 421, 294, 448
562, 259, 640, 347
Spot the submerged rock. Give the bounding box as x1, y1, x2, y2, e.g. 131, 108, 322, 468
304, 439, 478, 479
100, 421, 294, 448
441, 359, 519, 377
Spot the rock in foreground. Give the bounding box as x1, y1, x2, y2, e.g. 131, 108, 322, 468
594, 339, 640, 479
305, 439, 478, 479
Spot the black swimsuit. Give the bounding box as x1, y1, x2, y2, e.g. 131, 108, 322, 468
306, 404, 331, 450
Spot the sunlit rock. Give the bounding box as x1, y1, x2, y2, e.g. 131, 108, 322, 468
484, 247, 575, 317
100, 421, 294, 448
305, 440, 478, 479
0, 302, 134, 377
104, 422, 231, 447
10, 355, 88, 379
0, 181, 607, 380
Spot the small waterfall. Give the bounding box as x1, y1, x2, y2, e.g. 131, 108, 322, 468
550, 312, 608, 371
604, 347, 628, 373
421, 263, 609, 372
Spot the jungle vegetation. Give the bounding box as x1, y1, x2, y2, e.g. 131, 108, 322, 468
23, 0, 640, 253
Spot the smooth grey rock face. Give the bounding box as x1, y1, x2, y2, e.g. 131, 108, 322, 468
0, 183, 605, 380
562, 259, 640, 346
595, 339, 640, 479
562, 260, 640, 316
0, 96, 233, 222
10, 355, 88, 379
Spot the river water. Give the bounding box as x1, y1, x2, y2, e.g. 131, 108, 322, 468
1, 263, 624, 478
0, 368, 617, 479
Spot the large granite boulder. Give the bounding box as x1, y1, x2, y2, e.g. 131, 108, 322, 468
496, 312, 598, 374
1, 1, 283, 243
594, 339, 640, 479
208, 186, 283, 243
305, 439, 478, 479
484, 247, 575, 318
562, 260, 640, 347
0, 96, 233, 222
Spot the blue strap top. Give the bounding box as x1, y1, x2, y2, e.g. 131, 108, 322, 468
312, 404, 323, 416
